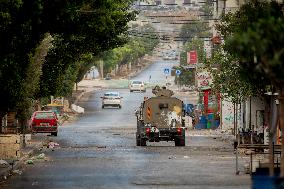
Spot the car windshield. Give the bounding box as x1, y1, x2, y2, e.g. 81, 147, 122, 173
35, 112, 56, 119
104, 92, 119, 97
132, 81, 142, 84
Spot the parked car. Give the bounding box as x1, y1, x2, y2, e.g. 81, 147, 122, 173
129, 80, 146, 92
101, 92, 122, 108
29, 111, 58, 136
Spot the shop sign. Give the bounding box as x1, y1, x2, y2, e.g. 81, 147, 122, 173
196, 71, 212, 88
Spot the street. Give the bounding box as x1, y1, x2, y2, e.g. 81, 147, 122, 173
1, 1, 284, 188
1, 59, 251, 189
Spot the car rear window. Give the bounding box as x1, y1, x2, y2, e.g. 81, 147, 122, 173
159, 103, 169, 110
104, 93, 119, 97
132, 81, 142, 84
35, 112, 56, 119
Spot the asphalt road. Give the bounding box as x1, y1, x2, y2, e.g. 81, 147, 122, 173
1, 59, 251, 189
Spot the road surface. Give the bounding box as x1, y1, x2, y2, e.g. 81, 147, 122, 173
1, 58, 251, 189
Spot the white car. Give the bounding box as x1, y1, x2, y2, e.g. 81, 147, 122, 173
129, 80, 146, 92
101, 92, 122, 109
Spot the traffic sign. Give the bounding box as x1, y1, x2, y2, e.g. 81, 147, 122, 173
164, 68, 170, 75
176, 69, 181, 76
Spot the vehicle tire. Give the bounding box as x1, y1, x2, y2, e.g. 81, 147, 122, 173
136, 134, 141, 146
143, 90, 146, 93
102, 105, 104, 109
175, 136, 185, 146
118, 105, 122, 109
179, 136, 185, 146
130, 90, 133, 92
141, 138, 147, 146
174, 138, 180, 146
52, 132, 58, 137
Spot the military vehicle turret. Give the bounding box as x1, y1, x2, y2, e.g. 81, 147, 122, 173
135, 86, 186, 146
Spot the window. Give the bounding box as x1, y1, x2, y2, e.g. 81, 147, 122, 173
132, 81, 142, 84
104, 93, 119, 97
35, 112, 56, 119
159, 103, 168, 110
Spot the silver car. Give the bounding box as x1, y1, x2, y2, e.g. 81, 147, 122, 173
101, 92, 122, 109
129, 80, 146, 92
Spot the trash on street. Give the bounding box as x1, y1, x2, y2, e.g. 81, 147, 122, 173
47, 141, 60, 149
0, 159, 9, 168
26, 160, 34, 164
12, 170, 22, 175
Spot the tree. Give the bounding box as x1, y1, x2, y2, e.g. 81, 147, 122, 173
100, 24, 159, 76
215, 0, 284, 175
39, 0, 137, 98
174, 66, 195, 87
205, 49, 264, 104
0, 0, 47, 124
180, 38, 206, 66
178, 38, 208, 87
0, 0, 137, 128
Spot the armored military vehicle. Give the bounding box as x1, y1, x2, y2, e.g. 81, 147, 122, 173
135, 86, 186, 146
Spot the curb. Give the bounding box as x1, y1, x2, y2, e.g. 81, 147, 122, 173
73, 88, 102, 105
73, 90, 88, 105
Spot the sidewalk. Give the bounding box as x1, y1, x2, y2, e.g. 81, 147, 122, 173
0, 81, 97, 182
0, 137, 43, 181
0, 78, 114, 182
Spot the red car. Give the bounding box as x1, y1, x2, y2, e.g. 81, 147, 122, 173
30, 111, 58, 136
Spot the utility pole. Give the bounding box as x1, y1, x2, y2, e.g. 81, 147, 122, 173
99, 59, 104, 79
279, 86, 284, 177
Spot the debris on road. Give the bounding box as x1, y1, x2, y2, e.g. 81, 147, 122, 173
26, 160, 34, 164
0, 159, 9, 168
35, 153, 45, 159
12, 169, 22, 175
25, 153, 49, 165
97, 146, 107, 149
47, 141, 60, 149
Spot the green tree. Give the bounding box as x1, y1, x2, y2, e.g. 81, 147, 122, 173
174, 66, 195, 87
100, 24, 159, 75
180, 38, 206, 66
0, 0, 137, 128
178, 38, 207, 87
39, 0, 137, 98
214, 0, 284, 175
214, 1, 283, 100
205, 50, 261, 103
0, 0, 47, 123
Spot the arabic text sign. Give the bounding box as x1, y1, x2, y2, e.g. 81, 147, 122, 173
196, 71, 212, 88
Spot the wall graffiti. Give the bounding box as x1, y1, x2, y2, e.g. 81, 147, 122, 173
222, 100, 242, 129
224, 114, 241, 123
